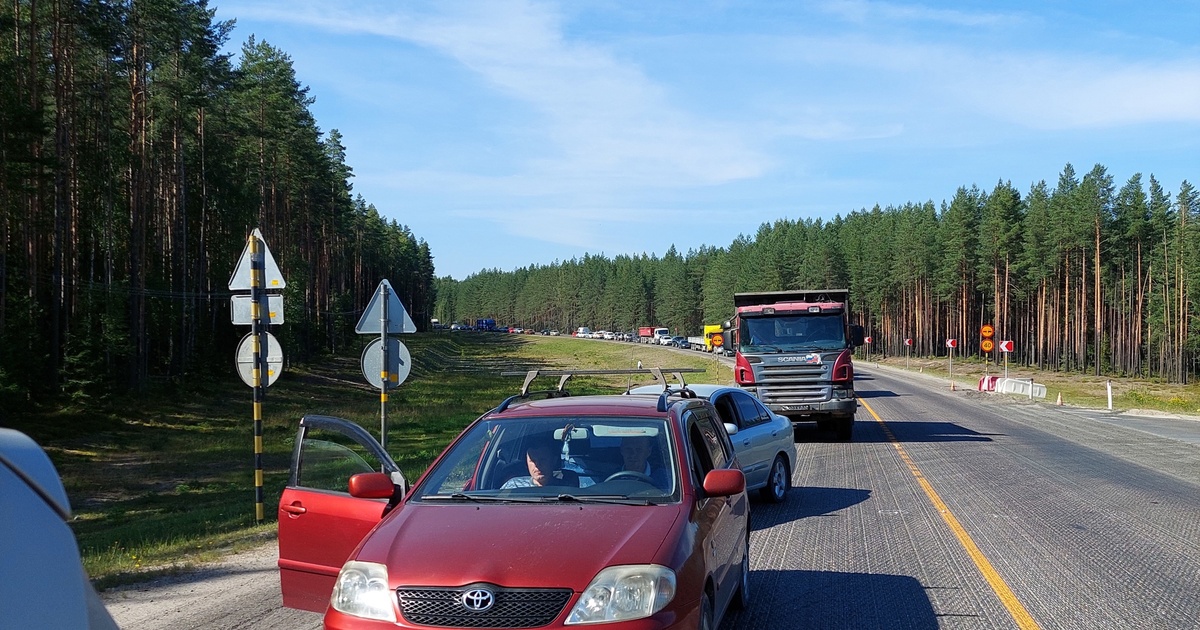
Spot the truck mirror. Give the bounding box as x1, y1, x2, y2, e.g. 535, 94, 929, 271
723, 320, 732, 329
849, 325, 865, 347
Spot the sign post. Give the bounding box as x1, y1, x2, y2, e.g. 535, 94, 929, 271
904, 338, 912, 369
356, 279, 417, 449
999, 339, 1014, 378
980, 324, 995, 376
228, 228, 286, 524
945, 338, 958, 389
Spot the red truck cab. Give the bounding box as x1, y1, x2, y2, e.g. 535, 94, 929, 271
726, 290, 864, 441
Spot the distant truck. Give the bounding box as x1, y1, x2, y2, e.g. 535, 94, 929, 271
639, 326, 670, 344
686, 324, 726, 352
726, 290, 864, 441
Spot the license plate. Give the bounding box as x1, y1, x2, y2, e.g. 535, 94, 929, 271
780, 405, 811, 412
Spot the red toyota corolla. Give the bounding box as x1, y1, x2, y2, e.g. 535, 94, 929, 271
277, 377, 750, 629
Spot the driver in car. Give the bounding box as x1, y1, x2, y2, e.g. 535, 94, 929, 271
501, 439, 577, 488
616, 435, 671, 489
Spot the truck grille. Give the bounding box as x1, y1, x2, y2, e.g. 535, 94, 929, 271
397, 585, 571, 628
754, 363, 830, 404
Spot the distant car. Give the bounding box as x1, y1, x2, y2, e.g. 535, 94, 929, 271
277, 372, 751, 629
627, 383, 794, 503
0, 428, 120, 629
669, 336, 688, 348
549, 330, 560, 336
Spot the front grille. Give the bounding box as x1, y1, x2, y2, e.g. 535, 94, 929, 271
397, 584, 572, 628
755, 362, 830, 404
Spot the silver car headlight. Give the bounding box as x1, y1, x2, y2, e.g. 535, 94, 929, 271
565, 565, 676, 624
330, 560, 397, 622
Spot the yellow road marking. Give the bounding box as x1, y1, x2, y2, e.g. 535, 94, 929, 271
859, 399, 1041, 630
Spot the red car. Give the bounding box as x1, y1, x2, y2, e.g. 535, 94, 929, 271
278, 374, 751, 629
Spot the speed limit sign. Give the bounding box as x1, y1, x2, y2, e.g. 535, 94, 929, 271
981, 339, 995, 353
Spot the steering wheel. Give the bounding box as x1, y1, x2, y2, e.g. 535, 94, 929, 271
604, 470, 655, 484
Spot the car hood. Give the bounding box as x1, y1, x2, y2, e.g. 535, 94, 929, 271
356, 502, 684, 589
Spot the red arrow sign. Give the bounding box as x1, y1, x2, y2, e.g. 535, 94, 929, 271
904, 338, 913, 346
945, 338, 958, 348
864, 336, 873, 343
999, 339, 1013, 353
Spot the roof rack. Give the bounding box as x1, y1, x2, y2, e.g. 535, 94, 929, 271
495, 368, 705, 412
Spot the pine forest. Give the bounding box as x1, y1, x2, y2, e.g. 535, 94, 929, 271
1, 0, 435, 408
437, 167, 1199, 383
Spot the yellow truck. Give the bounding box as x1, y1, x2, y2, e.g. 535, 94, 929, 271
686, 324, 726, 352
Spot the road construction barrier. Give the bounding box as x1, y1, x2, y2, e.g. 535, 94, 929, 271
979, 376, 1001, 391
995, 378, 1046, 399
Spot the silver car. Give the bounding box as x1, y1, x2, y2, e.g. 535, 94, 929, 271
0, 428, 119, 629
627, 383, 795, 502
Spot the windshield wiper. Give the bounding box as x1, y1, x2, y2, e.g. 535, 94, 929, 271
423, 493, 542, 503
549, 493, 654, 505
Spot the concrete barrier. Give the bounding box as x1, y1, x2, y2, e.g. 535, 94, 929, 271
996, 378, 1046, 399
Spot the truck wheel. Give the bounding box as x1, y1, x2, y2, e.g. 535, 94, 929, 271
836, 416, 854, 442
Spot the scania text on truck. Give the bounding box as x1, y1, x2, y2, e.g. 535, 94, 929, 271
726, 290, 864, 441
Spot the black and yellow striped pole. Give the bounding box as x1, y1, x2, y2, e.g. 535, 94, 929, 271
379, 282, 390, 451
249, 233, 266, 524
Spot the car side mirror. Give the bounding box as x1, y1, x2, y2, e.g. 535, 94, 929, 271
702, 469, 746, 497
849, 325, 865, 347
723, 422, 739, 436
348, 472, 396, 499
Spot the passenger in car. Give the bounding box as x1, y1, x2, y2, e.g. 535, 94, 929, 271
618, 436, 671, 489
501, 439, 579, 488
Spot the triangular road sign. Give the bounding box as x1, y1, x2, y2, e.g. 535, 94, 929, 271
229, 228, 286, 290
356, 279, 417, 334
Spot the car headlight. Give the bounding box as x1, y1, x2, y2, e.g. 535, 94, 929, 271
565, 565, 676, 625
330, 560, 396, 622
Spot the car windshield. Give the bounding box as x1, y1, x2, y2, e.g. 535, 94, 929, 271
741, 314, 846, 351
412, 416, 678, 503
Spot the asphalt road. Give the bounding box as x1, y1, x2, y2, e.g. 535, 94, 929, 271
103, 361, 1200, 629
721, 363, 1200, 629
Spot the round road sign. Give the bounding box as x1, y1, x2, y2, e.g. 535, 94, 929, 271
361, 337, 412, 390
236, 332, 283, 387
981, 324, 995, 338
981, 339, 995, 353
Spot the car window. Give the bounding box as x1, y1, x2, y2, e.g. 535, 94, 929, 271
750, 397, 773, 424
732, 392, 768, 428
295, 433, 379, 493
686, 407, 730, 474
412, 416, 678, 501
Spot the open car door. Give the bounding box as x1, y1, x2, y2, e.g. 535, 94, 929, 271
277, 415, 404, 613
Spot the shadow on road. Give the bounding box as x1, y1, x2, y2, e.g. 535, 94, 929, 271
720, 569, 939, 629
750, 486, 871, 530
792, 419, 1000, 444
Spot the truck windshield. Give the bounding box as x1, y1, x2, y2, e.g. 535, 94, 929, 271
741, 314, 845, 351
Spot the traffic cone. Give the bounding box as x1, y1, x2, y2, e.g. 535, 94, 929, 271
1056, 392, 1063, 406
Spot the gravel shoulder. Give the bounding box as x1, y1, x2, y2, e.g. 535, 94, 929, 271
101, 541, 321, 630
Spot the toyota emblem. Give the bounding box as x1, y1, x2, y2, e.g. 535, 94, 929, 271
461, 588, 495, 612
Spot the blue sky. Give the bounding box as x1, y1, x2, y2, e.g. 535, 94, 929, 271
216, 0, 1200, 280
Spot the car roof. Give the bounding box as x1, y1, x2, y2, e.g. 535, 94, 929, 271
0, 428, 71, 519
490, 393, 678, 418
626, 382, 738, 399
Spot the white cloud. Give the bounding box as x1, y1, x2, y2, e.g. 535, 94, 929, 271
228, 0, 768, 190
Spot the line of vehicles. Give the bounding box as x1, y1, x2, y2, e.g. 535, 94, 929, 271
571, 290, 866, 441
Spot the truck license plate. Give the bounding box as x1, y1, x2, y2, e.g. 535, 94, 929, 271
781, 405, 811, 412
